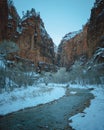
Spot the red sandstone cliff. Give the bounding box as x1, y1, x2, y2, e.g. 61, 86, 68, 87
0, 0, 8, 41
87, 0, 104, 57
57, 24, 88, 68
57, 0, 104, 68
1, 0, 104, 69
0, 0, 55, 66
16, 10, 55, 65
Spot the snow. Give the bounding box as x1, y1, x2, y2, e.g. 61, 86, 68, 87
62, 30, 82, 42
8, 14, 13, 20
70, 91, 77, 95
22, 9, 40, 22
94, 0, 103, 8
0, 59, 5, 68
16, 26, 23, 34
40, 24, 47, 36
94, 47, 104, 59
69, 84, 104, 130
0, 83, 66, 115
0, 57, 104, 130
40, 24, 51, 39
7, 0, 14, 7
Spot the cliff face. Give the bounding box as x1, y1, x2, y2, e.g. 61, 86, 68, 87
0, 0, 55, 66
7, 0, 20, 41
57, 24, 88, 68
58, 0, 104, 68
0, 0, 8, 41
87, 0, 104, 57
16, 11, 55, 65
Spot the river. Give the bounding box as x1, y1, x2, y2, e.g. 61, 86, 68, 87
0, 88, 94, 130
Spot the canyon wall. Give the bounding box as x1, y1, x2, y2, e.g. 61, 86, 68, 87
57, 24, 88, 68
0, 0, 55, 67
1, 0, 104, 69
87, 0, 104, 57
58, 0, 104, 68
0, 0, 8, 41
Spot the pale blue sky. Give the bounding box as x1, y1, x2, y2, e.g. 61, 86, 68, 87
14, 0, 95, 46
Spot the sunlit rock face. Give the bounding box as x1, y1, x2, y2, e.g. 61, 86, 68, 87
87, 0, 104, 58
0, 0, 8, 41
57, 24, 88, 69
0, 0, 55, 66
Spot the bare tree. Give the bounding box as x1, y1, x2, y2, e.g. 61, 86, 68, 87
0, 40, 19, 55
0, 41, 19, 91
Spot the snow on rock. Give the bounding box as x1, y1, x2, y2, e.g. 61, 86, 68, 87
16, 26, 23, 34
0, 59, 5, 68
70, 91, 77, 95
69, 85, 104, 130
8, 14, 13, 20
22, 8, 40, 22
62, 30, 82, 42
94, 47, 104, 59
40, 23, 51, 39
94, 0, 103, 8
0, 84, 66, 115
40, 24, 47, 37
7, 0, 14, 7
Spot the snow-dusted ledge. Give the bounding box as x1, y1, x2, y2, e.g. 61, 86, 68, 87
0, 83, 66, 115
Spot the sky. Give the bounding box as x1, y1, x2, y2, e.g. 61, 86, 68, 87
13, 0, 95, 46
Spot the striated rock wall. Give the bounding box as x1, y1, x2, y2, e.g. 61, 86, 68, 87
57, 0, 104, 68
57, 24, 88, 68
0, 0, 8, 41
0, 0, 55, 66
87, 0, 104, 57
1, 0, 104, 69
7, 0, 20, 41
16, 13, 55, 65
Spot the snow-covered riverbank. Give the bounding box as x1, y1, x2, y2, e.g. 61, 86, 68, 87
0, 85, 93, 130
0, 82, 104, 130
0, 83, 66, 115
69, 84, 104, 130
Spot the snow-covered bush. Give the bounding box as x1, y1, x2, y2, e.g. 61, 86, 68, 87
0, 41, 36, 92
0, 41, 19, 55
65, 47, 104, 85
